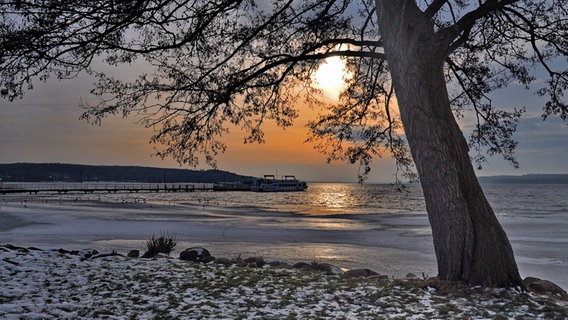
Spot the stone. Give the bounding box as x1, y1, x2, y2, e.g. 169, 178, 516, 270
179, 247, 212, 263
244, 256, 265, 268
344, 268, 379, 278
201, 255, 215, 264
214, 257, 234, 267
523, 276, 541, 284
311, 262, 343, 275
77, 249, 99, 259
293, 262, 312, 269
268, 260, 293, 268
320, 263, 344, 275
4, 244, 29, 253
56, 248, 76, 255
523, 277, 567, 296
293, 262, 343, 275
127, 250, 140, 258
405, 272, 418, 279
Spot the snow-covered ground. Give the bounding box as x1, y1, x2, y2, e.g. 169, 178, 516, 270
1, 245, 567, 319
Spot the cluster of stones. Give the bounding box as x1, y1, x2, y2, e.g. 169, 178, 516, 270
522, 277, 568, 297
2, 243, 567, 297
128, 245, 389, 279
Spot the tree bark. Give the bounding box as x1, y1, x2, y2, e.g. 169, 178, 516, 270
376, 0, 522, 287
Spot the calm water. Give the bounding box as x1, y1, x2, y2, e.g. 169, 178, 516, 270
63, 182, 568, 218
177, 183, 428, 215
6, 182, 567, 218
179, 183, 566, 217
483, 183, 568, 218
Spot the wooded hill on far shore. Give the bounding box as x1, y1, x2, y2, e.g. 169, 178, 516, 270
0, 163, 252, 183
478, 174, 568, 184
1, 163, 567, 184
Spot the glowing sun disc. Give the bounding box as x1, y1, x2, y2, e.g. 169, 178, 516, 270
313, 56, 347, 98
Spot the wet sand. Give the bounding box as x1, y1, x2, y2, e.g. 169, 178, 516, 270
1, 197, 566, 290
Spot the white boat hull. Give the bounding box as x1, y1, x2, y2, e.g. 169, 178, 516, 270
251, 175, 307, 192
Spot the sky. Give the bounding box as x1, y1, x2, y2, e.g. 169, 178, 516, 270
1, 57, 567, 183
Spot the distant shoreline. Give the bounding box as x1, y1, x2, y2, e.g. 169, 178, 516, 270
478, 174, 568, 184
0, 162, 252, 183
2, 162, 568, 185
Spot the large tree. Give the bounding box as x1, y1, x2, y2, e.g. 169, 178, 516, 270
1, 1, 567, 287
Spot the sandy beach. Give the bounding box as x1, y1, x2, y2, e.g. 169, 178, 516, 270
1, 193, 566, 291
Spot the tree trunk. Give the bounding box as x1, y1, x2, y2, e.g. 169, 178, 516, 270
376, 0, 522, 287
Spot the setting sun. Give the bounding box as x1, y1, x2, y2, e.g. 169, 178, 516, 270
313, 56, 348, 99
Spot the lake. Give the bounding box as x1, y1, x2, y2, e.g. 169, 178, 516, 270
1, 182, 566, 289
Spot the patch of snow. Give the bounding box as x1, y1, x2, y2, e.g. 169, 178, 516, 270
0, 246, 566, 319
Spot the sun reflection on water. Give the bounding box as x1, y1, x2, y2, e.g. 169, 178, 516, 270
312, 247, 345, 261
307, 183, 374, 213
313, 192, 351, 209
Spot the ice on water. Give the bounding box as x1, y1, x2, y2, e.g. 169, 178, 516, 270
1, 183, 566, 290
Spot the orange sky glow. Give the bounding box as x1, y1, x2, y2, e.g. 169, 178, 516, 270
1, 56, 566, 182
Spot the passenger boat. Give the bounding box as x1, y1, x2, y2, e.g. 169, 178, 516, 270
250, 175, 308, 192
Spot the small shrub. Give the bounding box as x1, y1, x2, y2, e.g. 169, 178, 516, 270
142, 233, 177, 258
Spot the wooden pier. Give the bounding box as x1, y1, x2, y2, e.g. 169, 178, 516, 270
0, 182, 251, 195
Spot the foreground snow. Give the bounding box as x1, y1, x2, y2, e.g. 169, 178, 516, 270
1, 246, 566, 319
